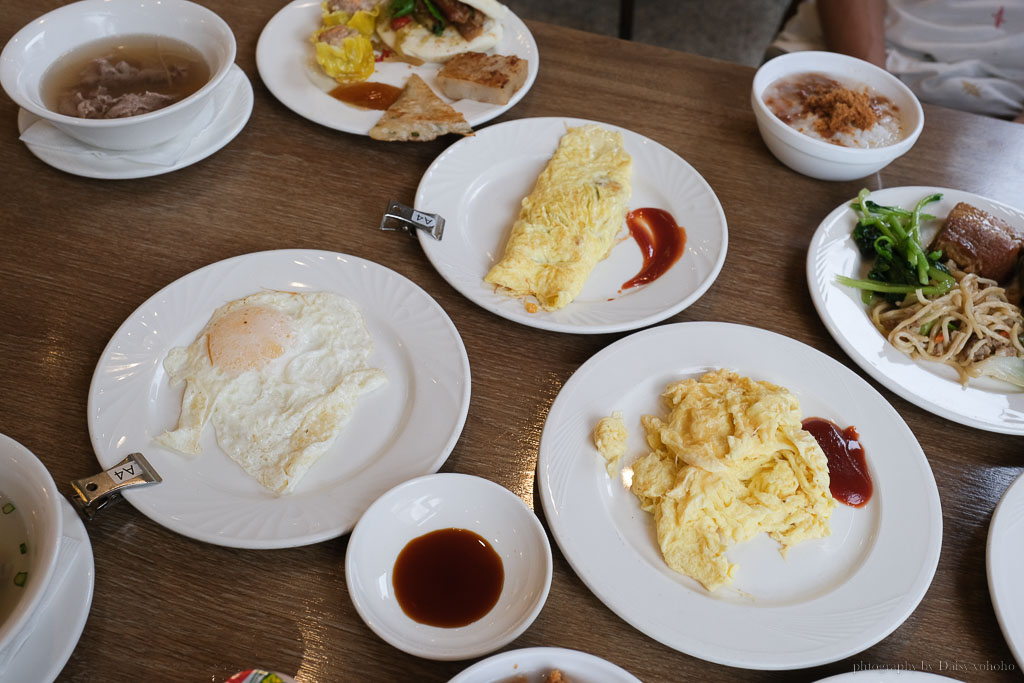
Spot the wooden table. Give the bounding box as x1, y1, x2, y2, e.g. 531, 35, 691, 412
2, 1, 1022, 680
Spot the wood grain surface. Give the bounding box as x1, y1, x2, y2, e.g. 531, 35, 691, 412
1, 2, 1023, 681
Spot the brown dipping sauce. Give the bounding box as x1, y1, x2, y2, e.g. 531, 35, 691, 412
621, 208, 687, 290
392, 528, 504, 628
329, 82, 402, 110
801, 417, 873, 507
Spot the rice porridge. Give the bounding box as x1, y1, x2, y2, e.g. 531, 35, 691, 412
763, 72, 903, 148
0, 492, 30, 627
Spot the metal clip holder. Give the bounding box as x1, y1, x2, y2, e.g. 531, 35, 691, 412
379, 200, 445, 241
70, 453, 162, 520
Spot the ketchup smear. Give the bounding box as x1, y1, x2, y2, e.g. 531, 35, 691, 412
801, 417, 873, 507
620, 208, 686, 290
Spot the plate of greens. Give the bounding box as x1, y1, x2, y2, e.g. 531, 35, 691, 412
807, 186, 1024, 434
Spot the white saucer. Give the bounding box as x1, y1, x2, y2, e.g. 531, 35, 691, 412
346, 473, 552, 661
16, 64, 253, 180
4, 498, 95, 683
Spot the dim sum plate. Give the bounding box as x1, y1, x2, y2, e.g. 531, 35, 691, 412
87, 250, 471, 549
807, 186, 1024, 434
538, 322, 941, 669
16, 64, 252, 180
987, 471, 1024, 671
255, 0, 538, 135
416, 117, 729, 334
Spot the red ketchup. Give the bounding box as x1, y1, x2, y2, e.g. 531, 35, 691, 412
621, 208, 686, 290
801, 417, 873, 507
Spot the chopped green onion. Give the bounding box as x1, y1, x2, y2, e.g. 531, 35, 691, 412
19, 542, 26, 555
2, 502, 14, 514
13, 572, 27, 587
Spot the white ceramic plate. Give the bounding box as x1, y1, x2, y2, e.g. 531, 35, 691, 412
987, 471, 1024, 671
807, 186, 1024, 434
88, 250, 471, 549
17, 64, 253, 180
3, 498, 94, 683
415, 117, 729, 333
255, 0, 538, 135
816, 673, 958, 682
537, 322, 942, 669
346, 473, 552, 660
448, 647, 641, 683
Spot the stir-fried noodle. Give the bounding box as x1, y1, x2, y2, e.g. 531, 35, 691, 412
870, 263, 1024, 384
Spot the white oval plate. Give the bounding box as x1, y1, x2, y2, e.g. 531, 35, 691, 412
346, 473, 552, 661
4, 498, 94, 683
987, 471, 1024, 671
17, 64, 253, 180
448, 647, 641, 683
416, 117, 728, 333
88, 250, 471, 549
537, 322, 942, 669
807, 186, 1024, 434
256, 0, 538, 135
816, 673, 959, 682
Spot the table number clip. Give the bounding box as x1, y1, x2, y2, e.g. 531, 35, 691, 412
379, 200, 444, 240
69, 453, 163, 520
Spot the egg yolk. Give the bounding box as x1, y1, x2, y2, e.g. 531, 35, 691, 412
206, 305, 293, 374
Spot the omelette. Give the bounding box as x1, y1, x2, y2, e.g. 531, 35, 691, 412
155, 291, 386, 494
627, 369, 835, 592
485, 125, 633, 311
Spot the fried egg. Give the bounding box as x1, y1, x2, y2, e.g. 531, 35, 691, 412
155, 291, 386, 494
628, 369, 835, 592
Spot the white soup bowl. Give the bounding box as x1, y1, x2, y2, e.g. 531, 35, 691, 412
751, 51, 924, 181
0, 0, 236, 151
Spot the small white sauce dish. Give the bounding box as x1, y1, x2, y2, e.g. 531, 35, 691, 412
449, 647, 643, 683
0, 434, 63, 652
346, 473, 553, 661
0, 0, 236, 151
751, 51, 924, 181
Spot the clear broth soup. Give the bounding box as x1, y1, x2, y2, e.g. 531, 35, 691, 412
41, 34, 210, 119
0, 492, 30, 627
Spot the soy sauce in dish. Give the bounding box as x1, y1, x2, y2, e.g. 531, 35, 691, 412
802, 417, 873, 507
392, 527, 504, 627
41, 34, 210, 119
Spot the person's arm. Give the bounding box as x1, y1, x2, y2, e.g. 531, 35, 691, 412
817, 0, 887, 68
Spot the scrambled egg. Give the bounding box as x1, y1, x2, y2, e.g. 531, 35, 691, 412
593, 410, 628, 477
485, 125, 632, 311
629, 369, 835, 592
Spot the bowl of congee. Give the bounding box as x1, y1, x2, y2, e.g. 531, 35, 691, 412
0, 0, 235, 151
751, 51, 923, 181
0, 434, 63, 653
